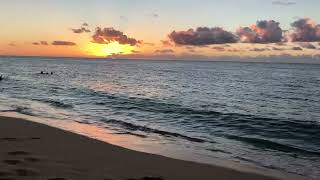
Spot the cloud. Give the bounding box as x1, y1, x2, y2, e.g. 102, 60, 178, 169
33, 41, 48, 46
227, 48, 242, 52
289, 18, 320, 42
299, 42, 316, 49
143, 42, 155, 46
52, 41, 76, 46
147, 13, 159, 18
185, 46, 198, 53
168, 27, 238, 46
250, 48, 270, 52
161, 40, 173, 47
272, 47, 285, 51
237, 20, 283, 43
292, 46, 303, 51
272, 0, 296, 6
275, 42, 286, 46
71, 23, 91, 33
8, 42, 16, 47
154, 49, 174, 53
212, 46, 225, 51
92, 27, 141, 46
120, 16, 128, 21
72, 27, 91, 33
40, 41, 48, 45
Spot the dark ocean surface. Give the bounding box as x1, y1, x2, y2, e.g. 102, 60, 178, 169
0, 57, 319, 178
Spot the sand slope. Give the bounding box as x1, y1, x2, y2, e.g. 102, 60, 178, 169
0, 116, 308, 180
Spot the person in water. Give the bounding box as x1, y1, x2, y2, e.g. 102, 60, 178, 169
0, 75, 3, 81
40, 71, 53, 75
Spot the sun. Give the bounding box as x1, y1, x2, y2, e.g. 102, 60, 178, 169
85, 41, 136, 57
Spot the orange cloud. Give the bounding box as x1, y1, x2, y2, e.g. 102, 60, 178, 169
92, 27, 141, 46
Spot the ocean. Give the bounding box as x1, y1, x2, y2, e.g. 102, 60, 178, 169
0, 57, 319, 178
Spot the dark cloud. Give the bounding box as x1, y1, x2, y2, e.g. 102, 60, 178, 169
275, 42, 286, 46
227, 48, 242, 52
212, 46, 225, 51
32, 41, 48, 46
155, 49, 174, 53
250, 48, 270, 52
292, 46, 303, 51
272, 47, 285, 51
92, 27, 141, 46
299, 42, 316, 49
40, 41, 48, 45
72, 27, 91, 33
289, 18, 320, 42
272, 0, 296, 6
169, 27, 238, 46
237, 20, 283, 43
185, 46, 197, 53
52, 41, 76, 46
72, 23, 91, 33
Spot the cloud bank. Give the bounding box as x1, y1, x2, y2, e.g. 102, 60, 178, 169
289, 18, 320, 42
237, 20, 283, 43
168, 27, 238, 45
167, 18, 320, 47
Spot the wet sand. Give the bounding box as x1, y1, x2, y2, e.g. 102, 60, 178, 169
0, 116, 308, 180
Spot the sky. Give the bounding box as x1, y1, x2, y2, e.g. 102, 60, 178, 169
1, 0, 320, 60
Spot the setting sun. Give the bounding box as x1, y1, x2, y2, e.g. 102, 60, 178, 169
85, 42, 136, 57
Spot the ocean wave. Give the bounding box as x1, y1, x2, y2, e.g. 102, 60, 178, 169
33, 98, 73, 109
1, 106, 35, 116
102, 119, 208, 143
84, 89, 320, 144
227, 135, 320, 156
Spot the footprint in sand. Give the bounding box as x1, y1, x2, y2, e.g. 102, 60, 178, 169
3, 159, 23, 165
24, 157, 40, 162
0, 171, 14, 180
0, 171, 13, 177
1, 137, 19, 141
15, 168, 38, 176
7, 151, 30, 156
126, 177, 164, 180
29, 137, 41, 140
1, 137, 41, 142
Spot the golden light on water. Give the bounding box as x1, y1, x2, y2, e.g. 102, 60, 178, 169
85, 42, 136, 57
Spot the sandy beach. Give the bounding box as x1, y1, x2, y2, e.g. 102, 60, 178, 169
0, 116, 308, 180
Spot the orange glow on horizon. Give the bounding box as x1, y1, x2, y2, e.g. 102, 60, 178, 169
84, 42, 136, 57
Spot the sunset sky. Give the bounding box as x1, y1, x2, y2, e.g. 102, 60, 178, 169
1, 0, 320, 60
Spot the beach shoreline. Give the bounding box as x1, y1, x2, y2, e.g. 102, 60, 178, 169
0, 115, 308, 180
